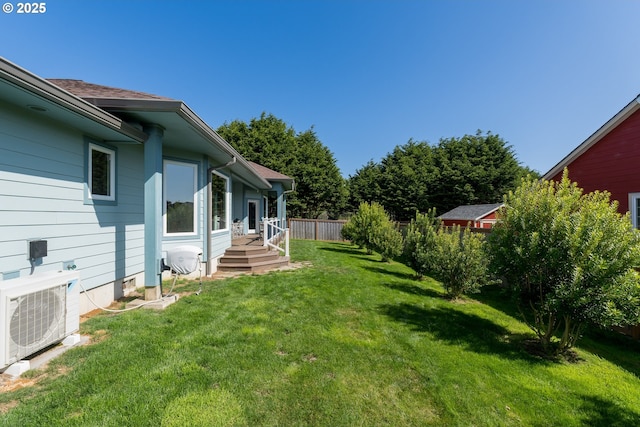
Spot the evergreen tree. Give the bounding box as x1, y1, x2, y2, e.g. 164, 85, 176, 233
218, 113, 347, 219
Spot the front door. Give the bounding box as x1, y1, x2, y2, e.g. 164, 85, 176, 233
248, 200, 259, 234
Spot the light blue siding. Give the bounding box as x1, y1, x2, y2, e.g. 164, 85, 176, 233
0, 101, 145, 291
210, 231, 232, 259
232, 180, 244, 223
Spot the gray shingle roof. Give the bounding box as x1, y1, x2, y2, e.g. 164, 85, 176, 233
47, 79, 174, 101
438, 203, 503, 221
248, 161, 293, 181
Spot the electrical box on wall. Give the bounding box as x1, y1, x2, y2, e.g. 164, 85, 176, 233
29, 240, 47, 260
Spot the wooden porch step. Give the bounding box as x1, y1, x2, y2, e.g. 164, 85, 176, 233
224, 245, 271, 257
217, 244, 289, 273
219, 251, 280, 265
217, 256, 290, 273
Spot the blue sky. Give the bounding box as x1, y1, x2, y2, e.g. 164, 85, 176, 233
2, 0, 640, 177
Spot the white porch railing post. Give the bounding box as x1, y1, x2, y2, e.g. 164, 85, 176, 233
261, 217, 290, 257
263, 218, 268, 247
285, 228, 290, 257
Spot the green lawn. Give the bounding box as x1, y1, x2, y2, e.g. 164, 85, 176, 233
1, 240, 639, 426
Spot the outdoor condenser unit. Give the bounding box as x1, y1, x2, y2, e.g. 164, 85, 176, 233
0, 270, 80, 370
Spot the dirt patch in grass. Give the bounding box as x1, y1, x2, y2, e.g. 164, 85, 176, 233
522, 339, 583, 363
0, 375, 39, 394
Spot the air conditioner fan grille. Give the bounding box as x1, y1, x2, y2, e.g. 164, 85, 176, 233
8, 284, 66, 361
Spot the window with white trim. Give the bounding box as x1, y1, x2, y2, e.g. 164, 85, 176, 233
88, 143, 116, 201
629, 193, 640, 228
164, 160, 198, 235
212, 172, 229, 231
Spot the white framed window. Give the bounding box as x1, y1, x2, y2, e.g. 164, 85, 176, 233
164, 160, 198, 235
88, 143, 116, 201
212, 171, 229, 231
629, 193, 640, 228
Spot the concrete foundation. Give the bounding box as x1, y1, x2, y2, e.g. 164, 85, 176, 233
125, 294, 179, 310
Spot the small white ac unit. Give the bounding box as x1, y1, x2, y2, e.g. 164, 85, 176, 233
0, 270, 80, 370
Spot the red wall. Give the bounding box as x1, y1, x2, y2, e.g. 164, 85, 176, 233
483, 211, 498, 221
442, 211, 497, 228
442, 219, 474, 227
550, 109, 640, 214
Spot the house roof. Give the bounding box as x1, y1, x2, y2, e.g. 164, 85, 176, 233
248, 161, 295, 191
0, 57, 146, 143
47, 79, 174, 101
543, 94, 640, 180
45, 78, 272, 190
248, 161, 293, 180
438, 203, 504, 221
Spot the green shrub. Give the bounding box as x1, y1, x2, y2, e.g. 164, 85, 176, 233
343, 202, 403, 261
372, 220, 404, 262
403, 209, 440, 278
430, 225, 490, 298
487, 170, 640, 355
340, 218, 356, 243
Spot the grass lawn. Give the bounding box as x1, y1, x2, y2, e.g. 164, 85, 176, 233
1, 240, 639, 426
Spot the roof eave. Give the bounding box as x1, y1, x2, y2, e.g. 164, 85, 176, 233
88, 96, 271, 189
0, 57, 146, 142
177, 105, 272, 189
475, 204, 503, 220
543, 95, 640, 180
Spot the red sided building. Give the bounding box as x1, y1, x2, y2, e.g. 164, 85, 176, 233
543, 95, 640, 227
438, 203, 503, 229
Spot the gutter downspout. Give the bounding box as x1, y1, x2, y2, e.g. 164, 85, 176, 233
206, 156, 237, 276
280, 181, 296, 257
282, 180, 295, 229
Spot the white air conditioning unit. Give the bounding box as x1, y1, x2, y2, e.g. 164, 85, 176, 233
0, 270, 80, 370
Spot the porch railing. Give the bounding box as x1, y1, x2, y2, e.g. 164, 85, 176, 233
263, 217, 290, 257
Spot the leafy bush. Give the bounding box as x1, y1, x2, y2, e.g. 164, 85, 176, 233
340, 219, 356, 243
372, 220, 404, 262
403, 209, 440, 278
487, 170, 640, 355
430, 225, 490, 298
342, 202, 403, 261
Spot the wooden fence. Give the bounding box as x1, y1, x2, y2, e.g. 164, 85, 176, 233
288, 218, 492, 242
288, 218, 347, 241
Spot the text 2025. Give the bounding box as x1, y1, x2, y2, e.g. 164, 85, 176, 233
17, 2, 46, 13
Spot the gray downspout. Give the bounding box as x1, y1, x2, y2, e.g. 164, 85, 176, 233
206, 156, 237, 275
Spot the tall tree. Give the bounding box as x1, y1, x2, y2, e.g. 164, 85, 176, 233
378, 139, 437, 220
431, 131, 527, 214
217, 113, 296, 172
348, 131, 534, 220
347, 160, 382, 213
217, 113, 346, 219
291, 129, 348, 219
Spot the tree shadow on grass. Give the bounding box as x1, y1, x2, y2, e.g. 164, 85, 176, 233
383, 282, 444, 299
574, 394, 640, 427
469, 284, 522, 321
473, 285, 640, 376
318, 243, 365, 256
378, 302, 547, 363
319, 244, 384, 265
578, 328, 640, 378
363, 265, 417, 281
